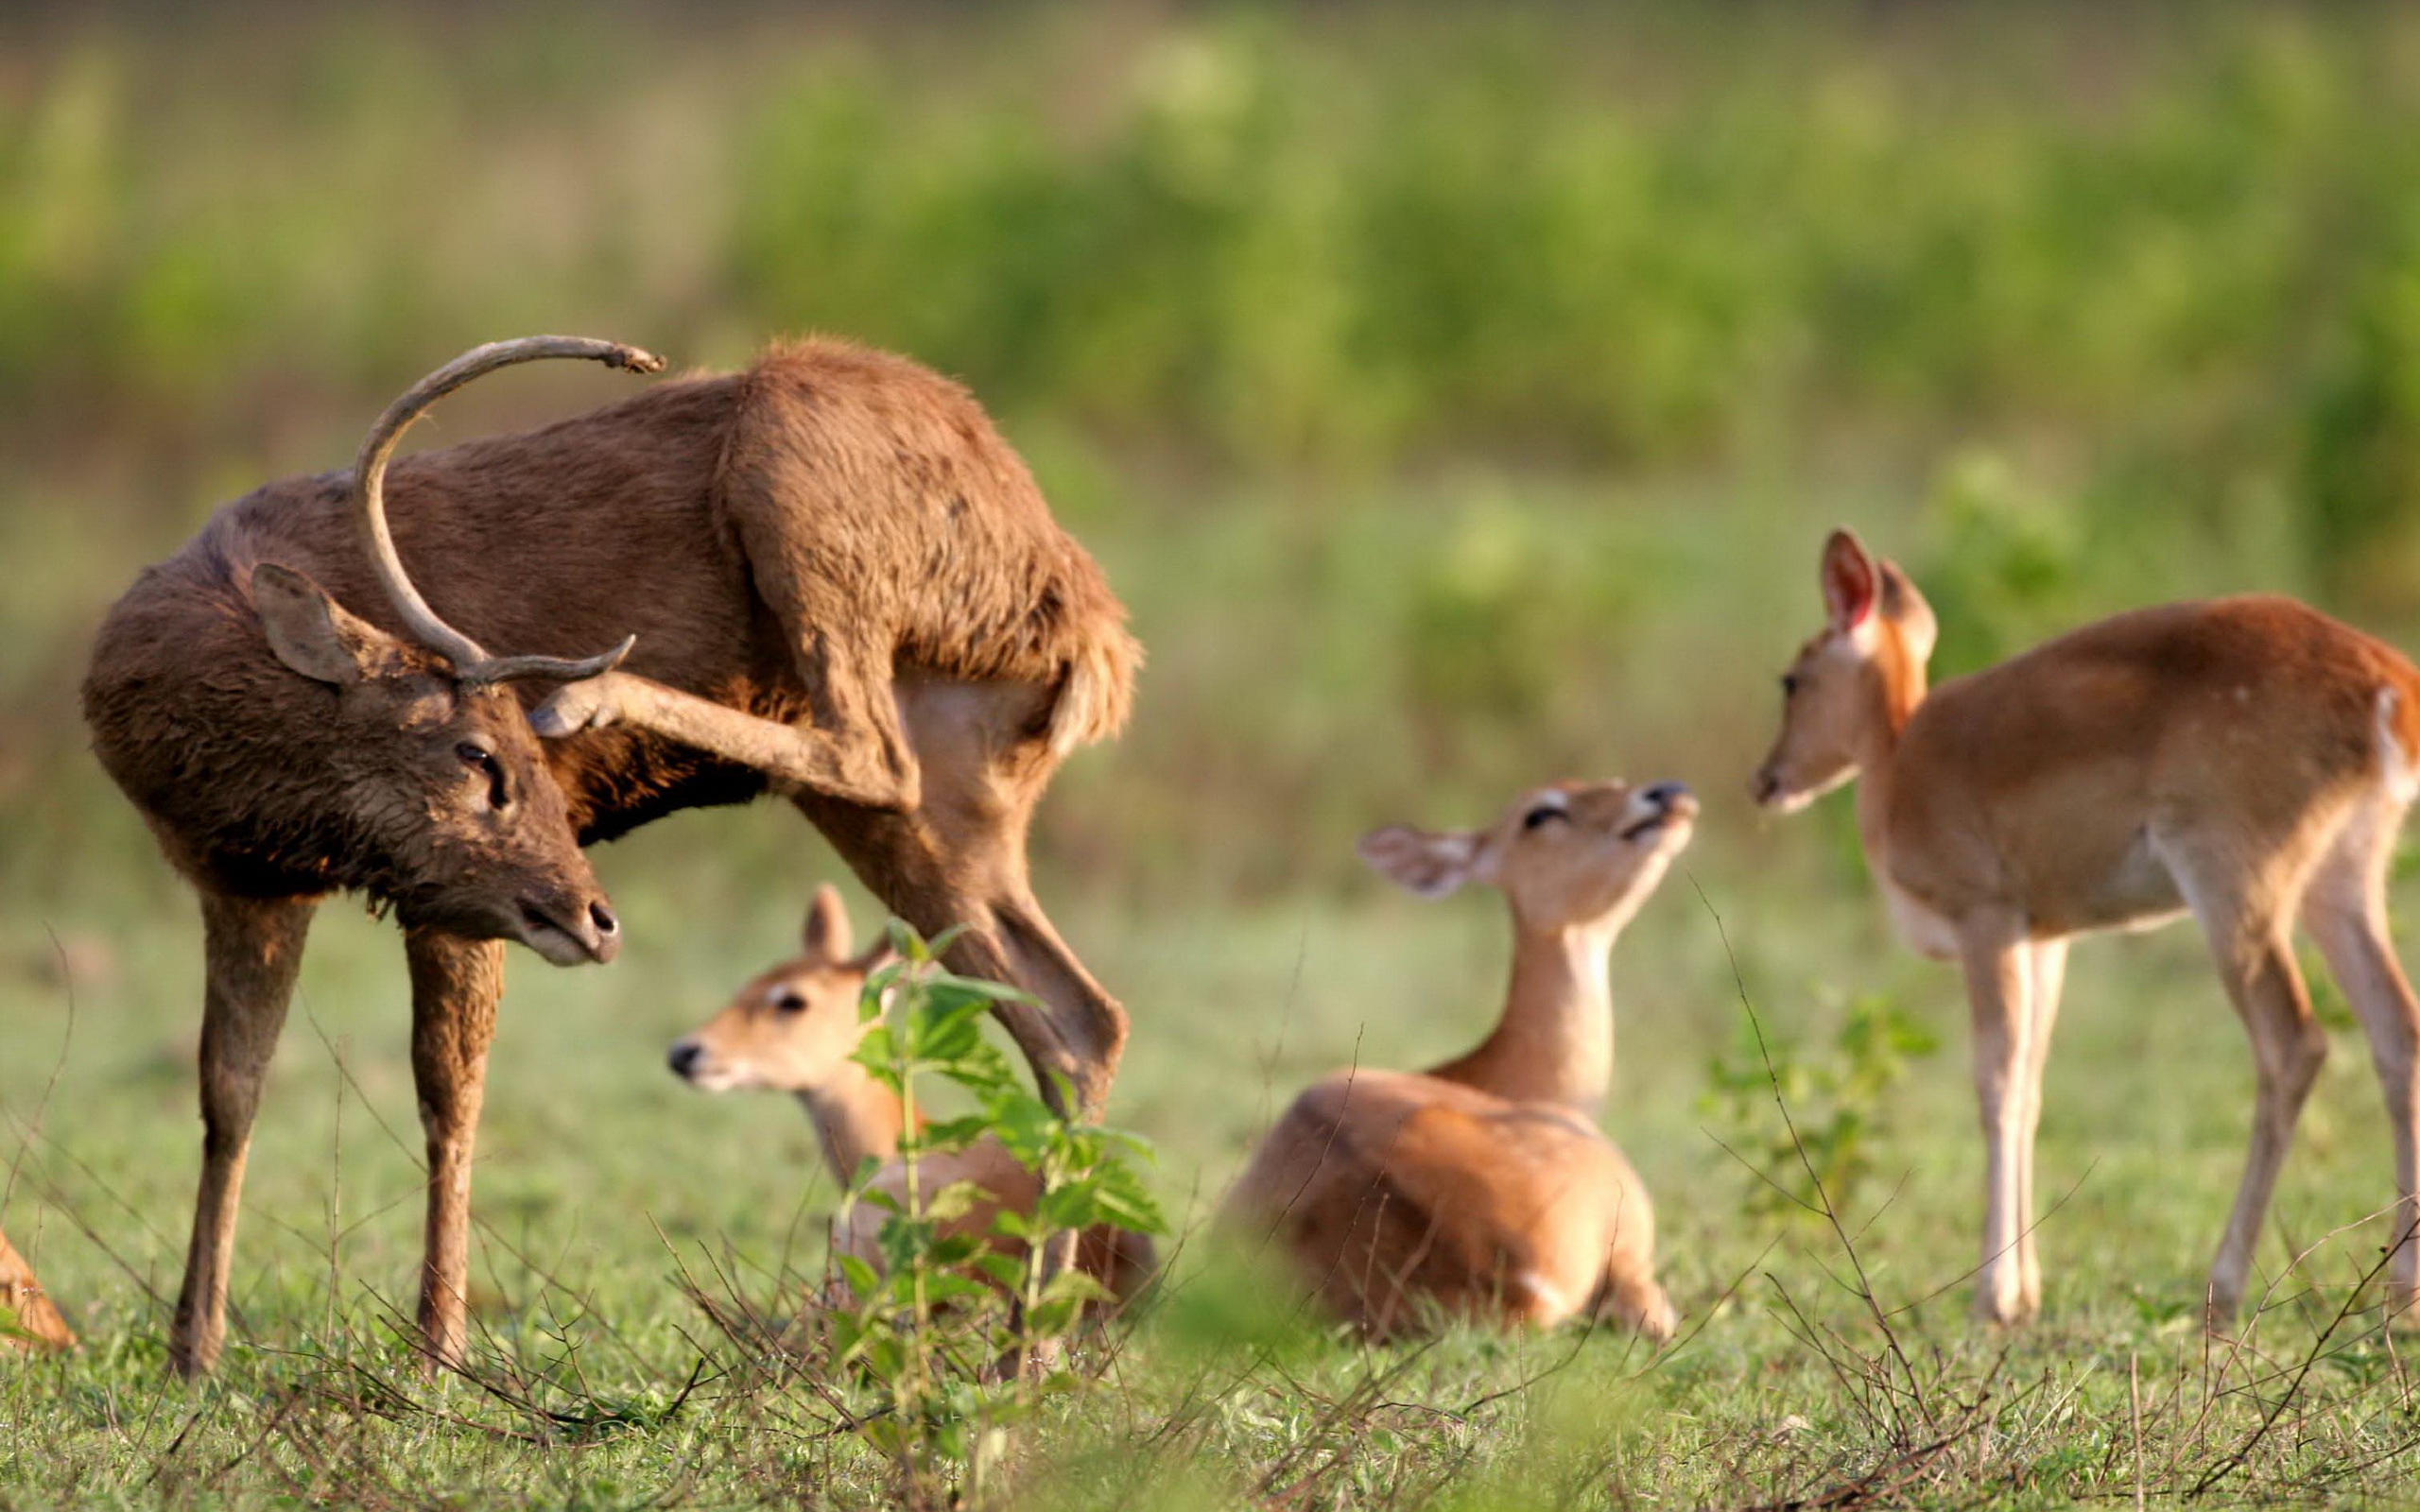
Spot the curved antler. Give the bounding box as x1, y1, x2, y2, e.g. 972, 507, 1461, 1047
354, 335, 663, 685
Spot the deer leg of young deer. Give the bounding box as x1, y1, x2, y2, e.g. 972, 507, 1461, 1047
529, 671, 915, 812
2014, 936, 2069, 1319
406, 928, 504, 1372
1959, 929, 2036, 1327
171, 890, 316, 1377
2302, 798, 2420, 1325
2172, 856, 2325, 1332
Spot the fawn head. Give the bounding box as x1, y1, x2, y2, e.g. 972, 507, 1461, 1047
1752, 527, 1936, 814
1358, 778, 1697, 934
666, 885, 897, 1092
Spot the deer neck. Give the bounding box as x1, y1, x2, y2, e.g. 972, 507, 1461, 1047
1426, 913, 1621, 1113
1852, 632, 1928, 858
794, 1061, 908, 1184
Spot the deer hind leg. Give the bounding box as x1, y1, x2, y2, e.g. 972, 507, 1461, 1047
2014, 937, 2069, 1319
406, 928, 504, 1373
1959, 926, 2037, 1326
171, 890, 315, 1377
2301, 790, 2420, 1325
2164, 837, 2327, 1331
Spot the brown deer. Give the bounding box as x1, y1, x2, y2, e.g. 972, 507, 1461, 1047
0, 1226, 74, 1354
1222, 780, 1691, 1340
1754, 528, 2420, 1330
83, 335, 1138, 1375
666, 885, 1155, 1309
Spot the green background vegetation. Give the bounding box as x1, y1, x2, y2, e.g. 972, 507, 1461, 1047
7, 3, 2420, 1503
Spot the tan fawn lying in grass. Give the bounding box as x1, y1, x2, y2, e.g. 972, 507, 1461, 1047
0, 1226, 73, 1354
1224, 780, 1693, 1341
667, 886, 1155, 1309
1754, 528, 2420, 1330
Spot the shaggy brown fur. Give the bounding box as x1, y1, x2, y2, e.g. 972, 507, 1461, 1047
82, 336, 1139, 1376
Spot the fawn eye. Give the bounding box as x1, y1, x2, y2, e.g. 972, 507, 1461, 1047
1523, 804, 1567, 831
773, 989, 809, 1014
1780, 673, 1801, 697
455, 743, 509, 809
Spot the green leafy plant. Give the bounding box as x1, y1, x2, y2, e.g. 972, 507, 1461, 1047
825, 924, 1167, 1506
1702, 991, 1940, 1223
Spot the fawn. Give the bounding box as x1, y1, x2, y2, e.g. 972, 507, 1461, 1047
1223, 779, 1693, 1340
1756, 528, 2420, 1328
668, 886, 1154, 1308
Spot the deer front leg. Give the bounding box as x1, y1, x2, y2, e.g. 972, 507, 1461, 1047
2014, 937, 2069, 1318
406, 928, 504, 1372
530, 671, 916, 812
172, 890, 316, 1377
1960, 930, 2035, 1327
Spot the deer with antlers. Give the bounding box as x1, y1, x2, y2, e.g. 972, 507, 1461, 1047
666, 885, 1155, 1309
1754, 529, 2420, 1329
1222, 780, 1692, 1340
84, 335, 1138, 1375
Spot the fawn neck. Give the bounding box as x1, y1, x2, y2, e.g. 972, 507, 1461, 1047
1851, 630, 1928, 856
1426, 912, 1624, 1112
795, 1060, 908, 1182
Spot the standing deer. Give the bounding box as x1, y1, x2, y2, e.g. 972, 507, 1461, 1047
0, 1226, 75, 1354
1754, 528, 2420, 1329
666, 885, 1155, 1309
1222, 779, 1691, 1340
84, 335, 1138, 1375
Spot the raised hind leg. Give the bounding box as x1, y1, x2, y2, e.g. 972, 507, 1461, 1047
2302, 791, 2420, 1324
171, 889, 316, 1376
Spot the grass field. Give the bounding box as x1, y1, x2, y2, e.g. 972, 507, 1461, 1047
9, 3, 2420, 1506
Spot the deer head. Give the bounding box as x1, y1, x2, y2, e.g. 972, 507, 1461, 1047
666, 885, 898, 1092
1359, 778, 1698, 934
247, 337, 663, 964
1751, 527, 1938, 813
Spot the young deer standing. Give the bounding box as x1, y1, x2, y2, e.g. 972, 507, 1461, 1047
1754, 529, 2420, 1329
666, 886, 1155, 1308
1223, 780, 1692, 1340
0, 1227, 74, 1353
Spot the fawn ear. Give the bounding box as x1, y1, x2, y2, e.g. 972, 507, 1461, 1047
801, 885, 853, 961
252, 563, 392, 686
1821, 528, 1877, 634
1357, 825, 1482, 900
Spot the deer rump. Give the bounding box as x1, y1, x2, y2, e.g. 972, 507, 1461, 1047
1231, 1071, 1652, 1336
91, 337, 1135, 853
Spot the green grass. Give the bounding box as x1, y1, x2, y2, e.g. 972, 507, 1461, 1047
9, 2, 2420, 1504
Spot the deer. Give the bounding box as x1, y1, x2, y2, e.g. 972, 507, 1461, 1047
666, 885, 1156, 1310
0, 1226, 74, 1354
1221, 779, 1692, 1341
1753, 528, 2420, 1330
83, 334, 1139, 1376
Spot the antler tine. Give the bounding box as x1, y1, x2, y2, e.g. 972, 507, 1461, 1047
353, 335, 664, 682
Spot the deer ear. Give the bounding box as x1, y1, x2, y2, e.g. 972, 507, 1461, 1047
1357, 825, 1482, 900
252, 563, 389, 686
802, 884, 853, 960
1820, 528, 1878, 633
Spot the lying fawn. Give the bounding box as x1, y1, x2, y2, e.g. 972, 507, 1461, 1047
667, 886, 1154, 1308
1223, 780, 1693, 1340
1755, 529, 2420, 1329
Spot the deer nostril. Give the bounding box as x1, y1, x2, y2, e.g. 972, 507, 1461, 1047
1644, 782, 1688, 808
590, 902, 619, 938
666, 1041, 700, 1078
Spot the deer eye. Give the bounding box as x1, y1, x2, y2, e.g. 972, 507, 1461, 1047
455, 742, 510, 809
1780, 673, 1801, 697
1523, 805, 1567, 831
772, 989, 809, 1015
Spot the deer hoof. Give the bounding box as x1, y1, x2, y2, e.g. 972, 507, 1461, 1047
530, 678, 624, 737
